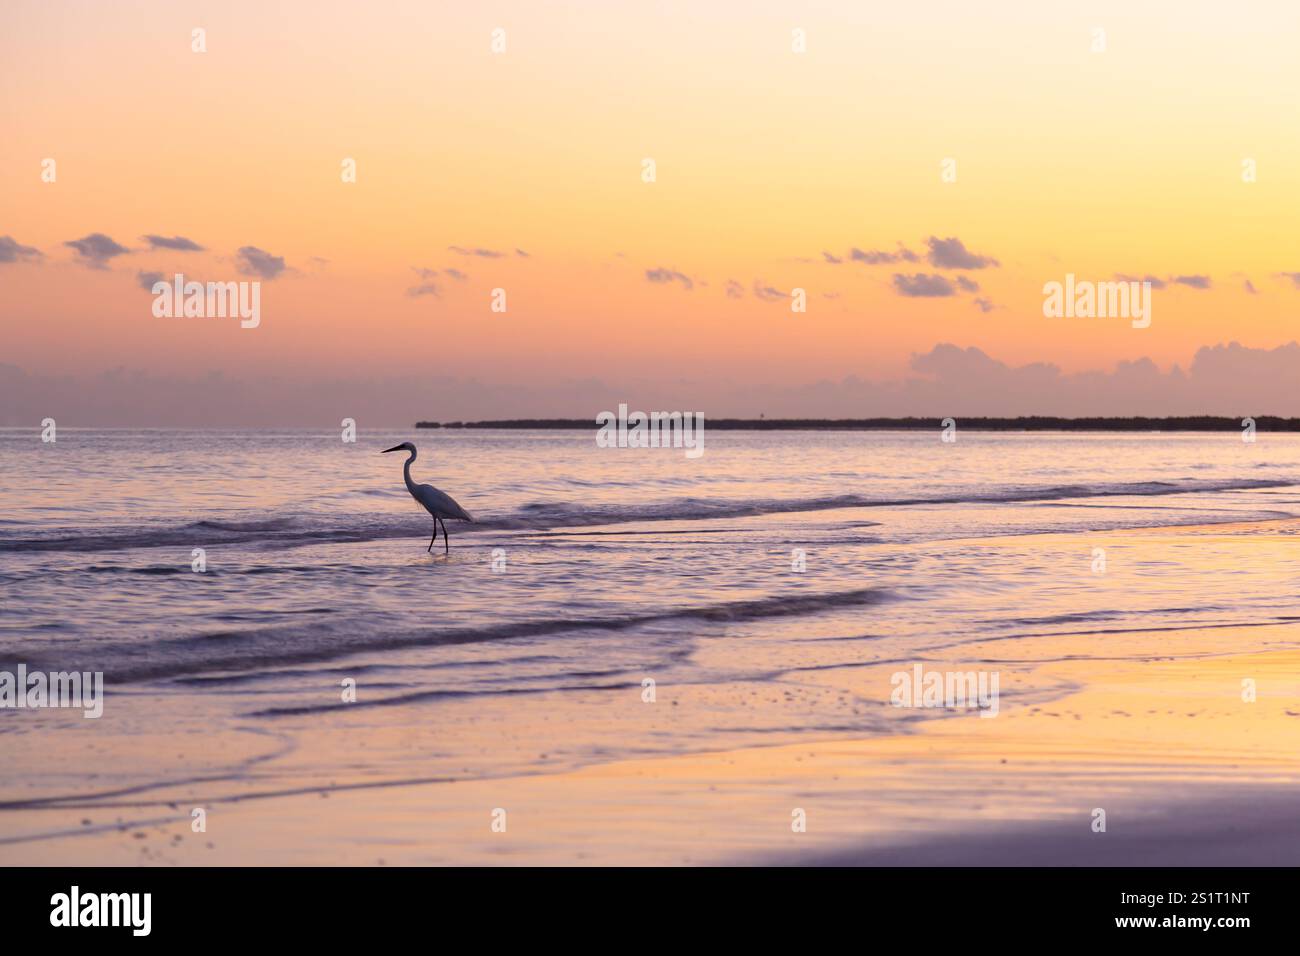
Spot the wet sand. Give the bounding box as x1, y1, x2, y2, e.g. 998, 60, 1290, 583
5, 609, 1298, 865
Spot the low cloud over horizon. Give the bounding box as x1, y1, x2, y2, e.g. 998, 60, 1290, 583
6, 341, 1300, 426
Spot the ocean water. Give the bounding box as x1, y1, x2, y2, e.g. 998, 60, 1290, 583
3, 428, 1300, 815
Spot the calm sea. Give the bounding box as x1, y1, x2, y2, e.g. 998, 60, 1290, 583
3, 428, 1299, 807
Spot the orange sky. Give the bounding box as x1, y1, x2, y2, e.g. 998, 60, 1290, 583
3, 1, 1300, 422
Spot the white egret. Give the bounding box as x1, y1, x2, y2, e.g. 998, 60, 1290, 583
382, 442, 474, 553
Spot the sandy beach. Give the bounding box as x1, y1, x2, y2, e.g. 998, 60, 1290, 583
5, 508, 1299, 866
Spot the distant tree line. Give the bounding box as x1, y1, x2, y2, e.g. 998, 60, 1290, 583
415, 416, 1300, 431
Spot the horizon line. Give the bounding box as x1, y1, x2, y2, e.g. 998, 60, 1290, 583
416, 416, 1298, 432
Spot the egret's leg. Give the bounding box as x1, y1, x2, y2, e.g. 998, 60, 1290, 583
428, 521, 438, 552
440, 516, 449, 554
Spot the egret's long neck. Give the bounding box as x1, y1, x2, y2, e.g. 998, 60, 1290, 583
403, 450, 418, 494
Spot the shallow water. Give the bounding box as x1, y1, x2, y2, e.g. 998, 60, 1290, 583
3, 428, 1300, 817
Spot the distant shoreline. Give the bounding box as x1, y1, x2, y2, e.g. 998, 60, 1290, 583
416, 416, 1300, 432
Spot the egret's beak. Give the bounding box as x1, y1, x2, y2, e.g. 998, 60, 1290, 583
381, 444, 406, 454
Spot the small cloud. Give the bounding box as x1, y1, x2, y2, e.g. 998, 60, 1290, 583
850, 245, 917, 265
725, 279, 744, 299
1244, 279, 1258, 294
1172, 274, 1212, 290
449, 246, 505, 258
1280, 272, 1300, 289
0, 235, 43, 264
407, 266, 442, 296
645, 267, 693, 290
236, 246, 286, 280
892, 273, 956, 297
822, 251, 843, 264
412, 265, 466, 282
1116, 273, 1168, 289
955, 275, 979, 293
515, 248, 529, 258
136, 270, 165, 291
972, 297, 994, 313
925, 236, 998, 269
752, 280, 787, 302
64, 232, 129, 269
142, 234, 205, 252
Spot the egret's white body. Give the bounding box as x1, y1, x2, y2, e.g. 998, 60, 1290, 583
382, 441, 472, 552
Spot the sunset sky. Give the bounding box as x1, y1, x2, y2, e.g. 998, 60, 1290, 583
4, 0, 1300, 424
